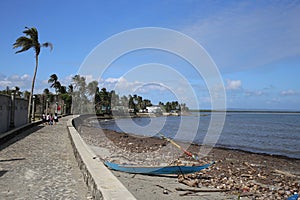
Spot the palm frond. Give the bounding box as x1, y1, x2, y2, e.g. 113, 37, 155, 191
48, 74, 58, 83
13, 34, 35, 54
15, 45, 33, 54
42, 42, 53, 51
13, 36, 33, 48
23, 27, 38, 42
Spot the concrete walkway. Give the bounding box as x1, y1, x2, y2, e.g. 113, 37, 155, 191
0, 116, 91, 199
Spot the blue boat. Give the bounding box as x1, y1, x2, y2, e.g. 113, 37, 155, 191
104, 161, 214, 175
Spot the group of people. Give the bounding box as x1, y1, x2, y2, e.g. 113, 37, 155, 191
42, 113, 59, 125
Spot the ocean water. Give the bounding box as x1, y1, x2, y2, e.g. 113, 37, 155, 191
92, 112, 300, 159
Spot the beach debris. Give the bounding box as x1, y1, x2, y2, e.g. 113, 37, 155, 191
79, 125, 300, 200
155, 184, 172, 194
178, 178, 199, 187
131, 174, 136, 178
176, 187, 230, 196
273, 169, 299, 178
159, 133, 199, 161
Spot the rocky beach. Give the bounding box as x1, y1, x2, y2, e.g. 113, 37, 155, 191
77, 122, 300, 200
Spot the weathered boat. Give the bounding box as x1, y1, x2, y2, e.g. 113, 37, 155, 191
104, 161, 214, 175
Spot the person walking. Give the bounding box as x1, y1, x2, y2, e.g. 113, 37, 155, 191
42, 113, 46, 125
46, 113, 50, 125
49, 113, 54, 125
54, 113, 59, 125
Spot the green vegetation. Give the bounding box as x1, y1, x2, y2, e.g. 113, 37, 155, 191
70, 75, 154, 115
2, 73, 189, 117
159, 101, 189, 113
69, 74, 189, 115
0, 86, 23, 98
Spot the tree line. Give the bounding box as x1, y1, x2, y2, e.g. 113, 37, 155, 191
1, 73, 189, 116
71, 74, 189, 115
71, 74, 153, 115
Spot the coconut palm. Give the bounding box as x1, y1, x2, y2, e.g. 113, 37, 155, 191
13, 27, 53, 122
67, 84, 74, 93
48, 74, 61, 94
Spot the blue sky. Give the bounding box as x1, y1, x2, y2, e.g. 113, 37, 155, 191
0, 0, 300, 110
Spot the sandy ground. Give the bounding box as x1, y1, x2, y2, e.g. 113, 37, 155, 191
77, 123, 300, 200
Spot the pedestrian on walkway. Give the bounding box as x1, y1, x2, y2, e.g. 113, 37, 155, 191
46, 113, 50, 125
49, 114, 54, 125
54, 113, 59, 125
42, 113, 46, 124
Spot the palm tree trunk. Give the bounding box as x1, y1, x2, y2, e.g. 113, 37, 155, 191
27, 54, 39, 122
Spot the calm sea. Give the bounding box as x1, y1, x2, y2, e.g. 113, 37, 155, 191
92, 112, 300, 159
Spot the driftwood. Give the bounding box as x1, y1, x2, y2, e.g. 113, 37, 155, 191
179, 192, 210, 196
178, 177, 199, 187
240, 174, 252, 178
176, 187, 230, 193
273, 169, 299, 178
238, 192, 260, 197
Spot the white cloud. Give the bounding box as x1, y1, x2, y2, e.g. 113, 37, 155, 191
105, 77, 119, 83
0, 74, 32, 90
99, 77, 143, 94
280, 89, 300, 96
60, 74, 75, 86
21, 74, 31, 80
245, 90, 265, 97
226, 79, 242, 90
135, 83, 168, 94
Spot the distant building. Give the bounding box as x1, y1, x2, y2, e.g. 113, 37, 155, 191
146, 105, 162, 114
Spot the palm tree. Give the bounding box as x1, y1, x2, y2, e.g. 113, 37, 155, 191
13, 27, 53, 122
48, 74, 61, 94
67, 84, 74, 93
99, 88, 110, 114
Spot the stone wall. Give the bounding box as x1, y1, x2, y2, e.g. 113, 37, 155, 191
0, 94, 28, 133
67, 116, 136, 200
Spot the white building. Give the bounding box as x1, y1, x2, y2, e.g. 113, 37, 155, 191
146, 106, 162, 114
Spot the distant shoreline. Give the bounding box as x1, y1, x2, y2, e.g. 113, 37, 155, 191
191, 109, 300, 114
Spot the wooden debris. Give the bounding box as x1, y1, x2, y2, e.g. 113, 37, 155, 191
273, 169, 299, 178
155, 184, 172, 193
238, 192, 260, 197
179, 192, 209, 196
178, 176, 199, 187
176, 187, 230, 193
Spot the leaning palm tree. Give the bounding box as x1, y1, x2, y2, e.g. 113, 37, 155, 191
48, 74, 61, 94
13, 27, 53, 122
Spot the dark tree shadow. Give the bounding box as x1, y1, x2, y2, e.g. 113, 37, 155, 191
0, 158, 26, 162
0, 170, 8, 177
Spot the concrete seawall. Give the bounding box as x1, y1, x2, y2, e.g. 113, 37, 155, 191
67, 115, 136, 200
0, 94, 28, 133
